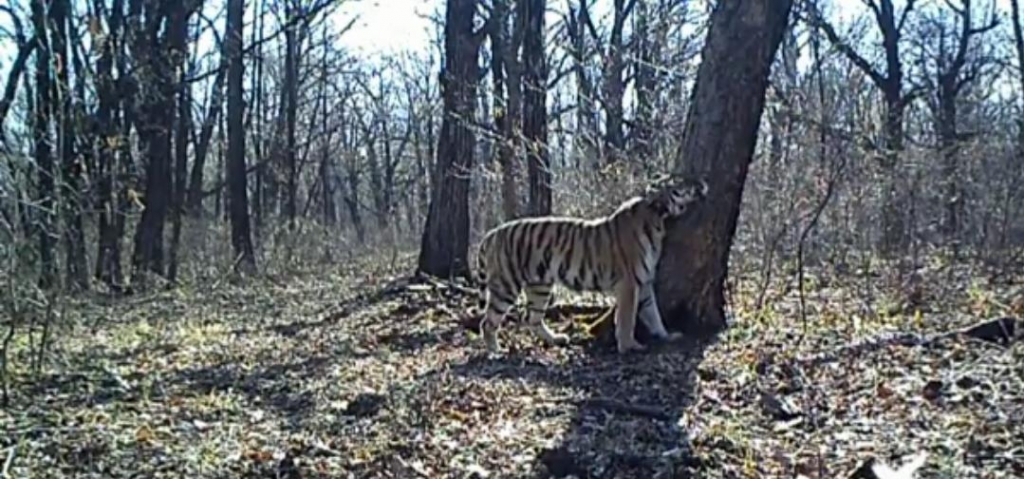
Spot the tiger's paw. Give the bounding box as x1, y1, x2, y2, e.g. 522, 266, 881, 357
484, 336, 501, 354
549, 333, 571, 346
664, 331, 684, 342
616, 338, 647, 354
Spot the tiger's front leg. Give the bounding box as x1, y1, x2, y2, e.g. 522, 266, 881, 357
638, 282, 683, 342
524, 284, 570, 346
614, 280, 646, 353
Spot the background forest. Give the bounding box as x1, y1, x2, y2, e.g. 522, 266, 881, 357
0, 0, 1022, 477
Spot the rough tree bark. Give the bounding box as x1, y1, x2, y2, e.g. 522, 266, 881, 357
167, 18, 194, 282
566, 0, 600, 169
52, 0, 89, 290
654, 0, 793, 339
94, 0, 127, 289
522, 0, 550, 216
601, 0, 637, 165
284, 0, 299, 230
131, 0, 188, 279
631, 0, 655, 161
226, 0, 256, 273
417, 0, 487, 278
31, 0, 56, 289
489, 0, 519, 220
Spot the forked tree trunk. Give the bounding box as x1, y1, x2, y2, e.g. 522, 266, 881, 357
654, 0, 792, 339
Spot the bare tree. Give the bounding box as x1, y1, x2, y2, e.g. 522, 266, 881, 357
93, 0, 129, 290
417, 0, 489, 278
565, 0, 600, 168
522, 0, 550, 215
31, 0, 56, 289
915, 0, 998, 255
600, 0, 637, 165
186, 25, 228, 216
488, 0, 520, 220
130, 0, 196, 279
654, 0, 793, 338
0, 7, 36, 130
811, 0, 923, 256
227, 0, 256, 272
49, 0, 89, 290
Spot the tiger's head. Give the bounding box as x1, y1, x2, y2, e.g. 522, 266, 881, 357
647, 176, 709, 218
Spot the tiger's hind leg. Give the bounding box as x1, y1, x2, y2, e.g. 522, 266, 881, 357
523, 284, 570, 346
638, 282, 683, 342
614, 280, 646, 353
480, 281, 518, 353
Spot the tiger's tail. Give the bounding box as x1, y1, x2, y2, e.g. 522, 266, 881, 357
472, 231, 493, 288
467, 232, 496, 319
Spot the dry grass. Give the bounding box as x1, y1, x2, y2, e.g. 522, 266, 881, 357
0, 250, 1022, 478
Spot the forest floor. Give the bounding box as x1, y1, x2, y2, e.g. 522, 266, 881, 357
2, 251, 1023, 478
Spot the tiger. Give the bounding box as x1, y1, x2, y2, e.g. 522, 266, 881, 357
473, 176, 709, 354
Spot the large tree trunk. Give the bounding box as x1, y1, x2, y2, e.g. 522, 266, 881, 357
489, 0, 519, 220
655, 0, 792, 339
631, 0, 655, 161
522, 0, 550, 216
566, 0, 599, 169
601, 0, 635, 165
31, 0, 56, 289
131, 1, 184, 279
252, 0, 266, 242
284, 2, 299, 230
167, 33, 193, 282
94, 0, 127, 290
52, 0, 89, 291
879, 89, 906, 256
226, 0, 256, 273
417, 0, 484, 278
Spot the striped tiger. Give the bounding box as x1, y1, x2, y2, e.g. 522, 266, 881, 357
474, 177, 709, 354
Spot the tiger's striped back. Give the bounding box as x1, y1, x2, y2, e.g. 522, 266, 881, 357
475, 197, 666, 307
474, 177, 708, 354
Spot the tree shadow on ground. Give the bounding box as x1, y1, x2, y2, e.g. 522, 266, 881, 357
444, 336, 714, 478
168, 354, 332, 423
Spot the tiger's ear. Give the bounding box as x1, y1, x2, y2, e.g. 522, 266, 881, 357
643, 173, 672, 196
646, 187, 674, 215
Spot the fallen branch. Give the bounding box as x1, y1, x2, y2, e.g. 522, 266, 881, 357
796, 316, 1022, 369
416, 275, 483, 299
2, 445, 15, 478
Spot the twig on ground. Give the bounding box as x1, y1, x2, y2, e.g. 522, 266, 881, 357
418, 275, 482, 299
796, 149, 848, 345
794, 316, 1022, 368
577, 397, 673, 421
99, 365, 132, 391
2, 445, 15, 478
